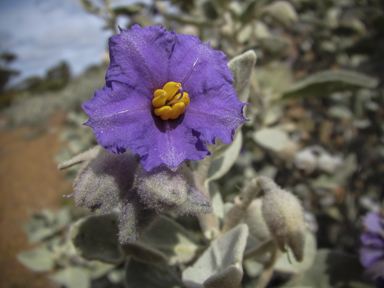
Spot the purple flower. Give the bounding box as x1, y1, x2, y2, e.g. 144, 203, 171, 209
359, 212, 384, 286
82, 25, 247, 171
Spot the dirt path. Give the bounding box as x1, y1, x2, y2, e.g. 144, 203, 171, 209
0, 112, 72, 288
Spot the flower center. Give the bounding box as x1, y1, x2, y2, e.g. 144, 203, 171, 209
152, 81, 190, 120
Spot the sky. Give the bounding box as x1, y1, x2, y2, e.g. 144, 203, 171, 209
0, 0, 117, 84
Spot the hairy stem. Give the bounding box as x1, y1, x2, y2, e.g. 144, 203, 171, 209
221, 178, 261, 234
255, 245, 280, 288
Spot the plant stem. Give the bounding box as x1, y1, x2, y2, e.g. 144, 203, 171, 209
221, 178, 261, 234
255, 245, 280, 288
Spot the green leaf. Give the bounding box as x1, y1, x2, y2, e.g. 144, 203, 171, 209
87, 261, 116, 280
258, 36, 290, 58
69, 213, 125, 264
328, 106, 353, 119
282, 70, 378, 99
23, 208, 72, 243
113, 4, 144, 16
207, 130, 243, 181
182, 224, 249, 288
122, 243, 168, 264
49, 267, 90, 288
253, 128, 289, 152
125, 258, 185, 288
275, 230, 317, 274
260, 1, 298, 28
228, 50, 257, 103
282, 249, 372, 288
17, 247, 55, 272
134, 216, 201, 265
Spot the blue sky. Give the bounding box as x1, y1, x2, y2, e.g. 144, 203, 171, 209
0, 0, 114, 83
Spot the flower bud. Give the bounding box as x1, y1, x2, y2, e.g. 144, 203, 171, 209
71, 147, 139, 214
136, 165, 189, 211
259, 177, 306, 261
136, 164, 211, 215
59, 147, 211, 244
118, 194, 159, 243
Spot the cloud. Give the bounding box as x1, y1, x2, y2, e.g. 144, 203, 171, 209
0, 0, 111, 82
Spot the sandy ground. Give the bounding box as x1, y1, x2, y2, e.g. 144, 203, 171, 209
0, 112, 72, 288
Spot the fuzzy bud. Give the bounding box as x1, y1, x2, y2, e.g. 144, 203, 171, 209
118, 194, 159, 243
259, 177, 306, 261
136, 164, 212, 215
71, 147, 139, 214
59, 146, 212, 243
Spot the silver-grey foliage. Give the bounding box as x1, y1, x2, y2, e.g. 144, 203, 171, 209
182, 224, 249, 288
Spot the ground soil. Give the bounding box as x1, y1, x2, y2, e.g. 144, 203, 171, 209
0, 112, 72, 288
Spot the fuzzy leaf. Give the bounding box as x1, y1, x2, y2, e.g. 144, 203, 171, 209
17, 247, 55, 272
209, 182, 224, 222
134, 216, 201, 265
228, 50, 257, 103
261, 1, 298, 28
69, 213, 125, 264
125, 258, 185, 288
49, 267, 90, 288
113, 4, 144, 16
253, 128, 289, 152
282, 70, 378, 99
122, 243, 168, 264
182, 224, 249, 288
258, 36, 290, 58
207, 130, 243, 181
23, 208, 72, 243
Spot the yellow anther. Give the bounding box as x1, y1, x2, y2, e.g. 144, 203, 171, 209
163, 82, 181, 100
170, 92, 190, 107
154, 89, 166, 98
152, 93, 167, 107
154, 106, 173, 120
170, 102, 185, 119
154, 106, 171, 116
152, 81, 188, 120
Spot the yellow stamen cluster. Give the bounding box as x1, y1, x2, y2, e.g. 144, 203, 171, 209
152, 81, 190, 120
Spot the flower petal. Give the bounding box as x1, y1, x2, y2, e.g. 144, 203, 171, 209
364, 212, 384, 233
361, 232, 384, 248
360, 246, 384, 267
169, 33, 247, 144
83, 82, 209, 170
82, 81, 152, 154
106, 25, 176, 93
139, 116, 209, 171
365, 260, 384, 280
84, 26, 247, 170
